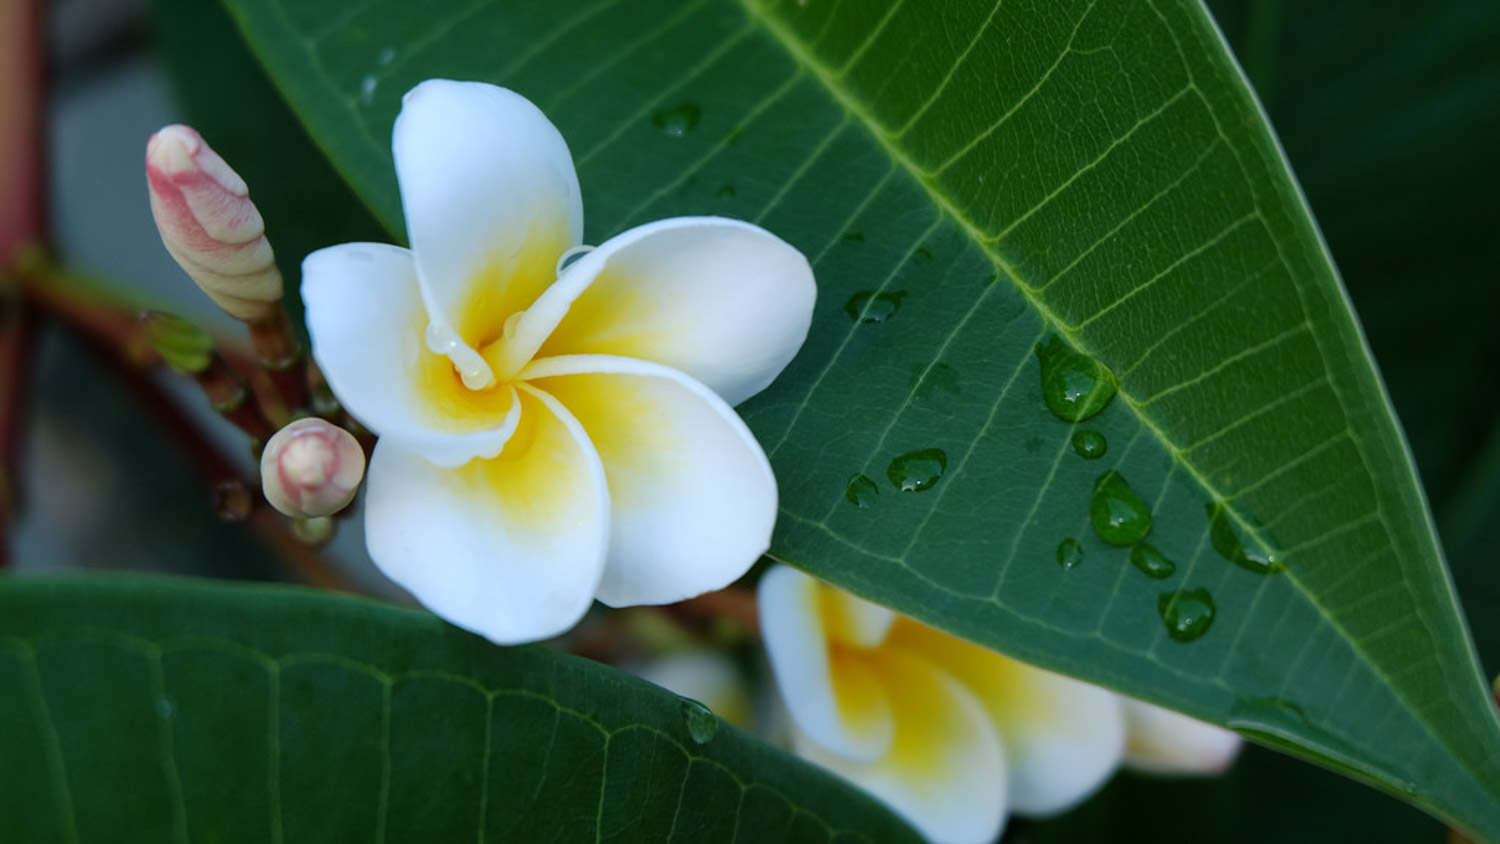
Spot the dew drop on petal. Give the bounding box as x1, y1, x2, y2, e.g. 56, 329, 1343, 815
425, 322, 461, 355
425, 323, 493, 389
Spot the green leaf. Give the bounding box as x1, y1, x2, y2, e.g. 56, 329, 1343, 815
213, 0, 1500, 834
1206, 0, 1500, 515
0, 575, 919, 843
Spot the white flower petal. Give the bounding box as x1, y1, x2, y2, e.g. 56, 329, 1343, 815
759, 566, 894, 762
886, 621, 1125, 817
363, 385, 609, 645
302, 242, 519, 467
522, 354, 775, 606
1121, 697, 1242, 775
794, 648, 1008, 844
821, 589, 897, 650
393, 80, 582, 352
517, 217, 815, 405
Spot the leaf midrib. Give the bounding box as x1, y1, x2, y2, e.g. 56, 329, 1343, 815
733, 0, 1498, 811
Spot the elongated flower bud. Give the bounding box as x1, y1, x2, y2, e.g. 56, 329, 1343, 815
146, 124, 283, 320
260, 418, 365, 518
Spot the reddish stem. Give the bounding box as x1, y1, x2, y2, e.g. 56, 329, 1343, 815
68, 321, 357, 592
247, 308, 306, 425
0, 0, 44, 263
0, 0, 46, 567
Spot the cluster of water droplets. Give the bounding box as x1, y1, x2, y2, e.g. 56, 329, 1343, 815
835, 240, 952, 510
1031, 333, 1287, 643
1033, 335, 1225, 641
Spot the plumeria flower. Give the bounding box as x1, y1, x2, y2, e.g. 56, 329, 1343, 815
303, 80, 814, 644
758, 565, 1240, 844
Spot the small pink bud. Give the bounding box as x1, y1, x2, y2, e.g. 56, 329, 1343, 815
146, 124, 283, 320
260, 418, 365, 518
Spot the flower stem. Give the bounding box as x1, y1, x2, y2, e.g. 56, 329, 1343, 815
246, 307, 307, 426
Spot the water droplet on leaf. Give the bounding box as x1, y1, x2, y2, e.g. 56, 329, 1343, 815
913, 247, 933, 264
1129, 543, 1176, 579
681, 698, 718, 744
1158, 587, 1215, 642
845, 474, 879, 508
1089, 471, 1151, 546
909, 362, 960, 399
1071, 429, 1107, 459
359, 74, 377, 105
887, 448, 946, 492
1206, 502, 1284, 574
652, 103, 701, 137
1034, 336, 1117, 422
843, 290, 905, 323
1056, 538, 1084, 569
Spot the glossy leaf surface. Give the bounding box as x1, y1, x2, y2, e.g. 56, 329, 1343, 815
0, 576, 920, 843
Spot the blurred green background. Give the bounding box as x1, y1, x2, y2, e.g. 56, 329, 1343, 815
24, 0, 1498, 839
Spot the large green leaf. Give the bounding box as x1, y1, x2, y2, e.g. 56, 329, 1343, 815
1207, 0, 1500, 513
213, 0, 1500, 834
1205, 0, 1500, 685
0, 575, 919, 843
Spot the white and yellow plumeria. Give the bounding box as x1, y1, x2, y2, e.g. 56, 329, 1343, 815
759, 566, 1240, 844
303, 80, 814, 644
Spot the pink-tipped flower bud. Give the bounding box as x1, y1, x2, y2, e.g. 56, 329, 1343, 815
260, 418, 365, 518
146, 124, 283, 320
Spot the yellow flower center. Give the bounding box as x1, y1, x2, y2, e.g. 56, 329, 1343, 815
414, 216, 571, 431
